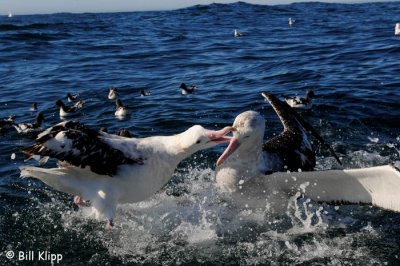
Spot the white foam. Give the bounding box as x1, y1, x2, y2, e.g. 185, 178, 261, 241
31, 163, 390, 264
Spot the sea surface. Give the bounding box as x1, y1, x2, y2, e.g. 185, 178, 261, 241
1, 1, 400, 265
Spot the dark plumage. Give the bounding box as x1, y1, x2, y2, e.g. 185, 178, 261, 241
116, 128, 132, 138
0, 116, 14, 129
55, 99, 84, 117
261, 92, 341, 172
284, 90, 316, 109
12, 113, 45, 134
30, 103, 38, 111
140, 89, 151, 97
22, 121, 144, 176
67, 93, 80, 102
180, 83, 197, 94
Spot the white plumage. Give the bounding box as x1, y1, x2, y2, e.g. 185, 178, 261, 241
13, 113, 45, 134
115, 99, 128, 117
108, 87, 118, 100
285, 90, 315, 109
234, 29, 242, 37
55, 99, 84, 117
215, 94, 400, 212
20, 121, 233, 227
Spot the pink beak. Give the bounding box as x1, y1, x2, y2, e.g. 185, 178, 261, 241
216, 137, 241, 167
205, 126, 235, 143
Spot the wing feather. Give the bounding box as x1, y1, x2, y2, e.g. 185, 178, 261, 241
23, 121, 144, 176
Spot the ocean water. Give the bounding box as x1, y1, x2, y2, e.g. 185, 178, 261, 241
1, 1, 400, 265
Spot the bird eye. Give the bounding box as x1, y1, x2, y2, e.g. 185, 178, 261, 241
196, 140, 201, 144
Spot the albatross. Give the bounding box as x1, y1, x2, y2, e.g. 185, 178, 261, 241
20, 121, 233, 227
215, 92, 400, 212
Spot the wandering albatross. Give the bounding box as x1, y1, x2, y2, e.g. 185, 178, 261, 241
215, 92, 400, 212
20, 121, 234, 227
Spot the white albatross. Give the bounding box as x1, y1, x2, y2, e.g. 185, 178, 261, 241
215, 92, 400, 212
20, 121, 233, 227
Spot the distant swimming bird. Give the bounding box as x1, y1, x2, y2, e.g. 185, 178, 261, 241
180, 83, 197, 95
284, 90, 315, 109
55, 99, 84, 117
395, 23, 400, 35
116, 128, 132, 138
12, 113, 45, 134
0, 116, 15, 130
140, 89, 151, 97
67, 93, 80, 102
8, 12, 12, 18
108, 87, 118, 100
115, 99, 128, 117
30, 103, 38, 111
20, 121, 233, 227
234, 29, 242, 37
288, 17, 295, 26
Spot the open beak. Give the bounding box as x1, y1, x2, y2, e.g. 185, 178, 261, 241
205, 126, 235, 143
216, 137, 241, 167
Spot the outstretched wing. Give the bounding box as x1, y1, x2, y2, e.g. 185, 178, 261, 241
22, 121, 144, 176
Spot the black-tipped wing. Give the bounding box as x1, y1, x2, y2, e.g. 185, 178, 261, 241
23, 121, 144, 176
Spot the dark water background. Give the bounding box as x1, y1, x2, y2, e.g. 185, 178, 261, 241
1, 1, 400, 265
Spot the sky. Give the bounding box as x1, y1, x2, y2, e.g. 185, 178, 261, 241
1, 0, 394, 15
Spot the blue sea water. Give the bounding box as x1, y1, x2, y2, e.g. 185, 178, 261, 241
1, 1, 400, 265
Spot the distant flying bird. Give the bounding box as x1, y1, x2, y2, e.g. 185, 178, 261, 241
289, 17, 295, 26
180, 83, 197, 95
